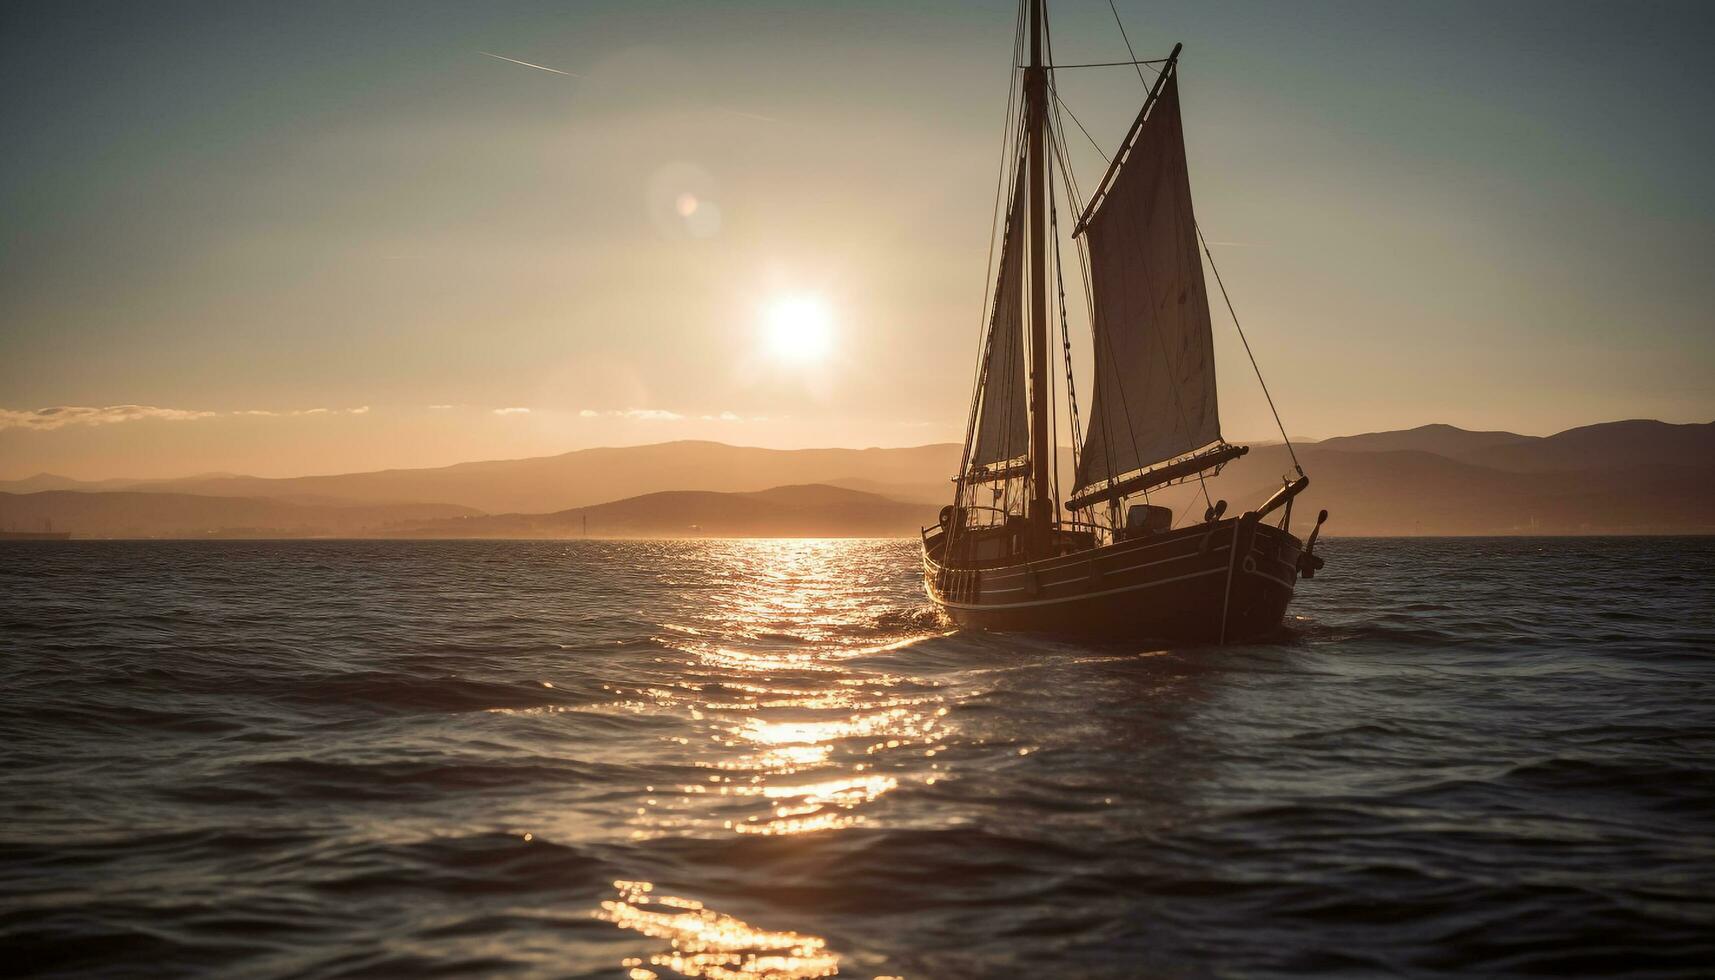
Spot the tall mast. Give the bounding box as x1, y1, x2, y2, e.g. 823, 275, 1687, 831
1026, 0, 1051, 552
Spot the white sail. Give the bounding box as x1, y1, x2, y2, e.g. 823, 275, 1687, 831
970, 172, 1030, 469
1075, 73, 1220, 491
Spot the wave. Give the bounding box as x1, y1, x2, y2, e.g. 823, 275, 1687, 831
3, 536, 1711, 978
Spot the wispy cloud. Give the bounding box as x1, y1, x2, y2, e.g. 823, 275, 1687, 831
493, 406, 531, 416
577, 408, 691, 422
477, 50, 583, 78
2, 403, 376, 430
232, 407, 359, 418
428, 404, 455, 410
0, 405, 216, 431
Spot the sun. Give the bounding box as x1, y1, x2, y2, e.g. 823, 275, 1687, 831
762, 294, 835, 364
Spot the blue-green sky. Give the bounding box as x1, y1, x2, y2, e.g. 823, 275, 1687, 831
3, 0, 1712, 478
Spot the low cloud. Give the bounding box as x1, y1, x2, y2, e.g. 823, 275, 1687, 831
493, 406, 531, 416
577, 408, 705, 422
0, 404, 216, 431
231, 407, 340, 417
2, 403, 376, 430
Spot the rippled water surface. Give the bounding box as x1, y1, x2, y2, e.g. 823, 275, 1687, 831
3, 537, 1713, 978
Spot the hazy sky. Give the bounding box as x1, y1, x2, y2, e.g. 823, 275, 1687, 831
3, 0, 1712, 479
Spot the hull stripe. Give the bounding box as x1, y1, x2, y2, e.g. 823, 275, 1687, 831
932, 566, 1227, 611
1247, 566, 1297, 591
978, 545, 1232, 595
951, 530, 1232, 585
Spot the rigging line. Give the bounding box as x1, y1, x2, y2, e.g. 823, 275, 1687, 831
1046, 85, 1096, 283
1042, 163, 1056, 518
1043, 26, 1093, 220
1050, 164, 1085, 487
1040, 10, 1065, 522
1050, 84, 1111, 165
961, 7, 1025, 451
1197, 221, 1303, 475
1044, 140, 1063, 514
1044, 121, 1086, 445
954, 0, 1027, 539
1043, 48, 1122, 533
1050, 122, 1119, 519
1044, 15, 1080, 522
1050, 129, 1103, 505
970, 153, 1028, 480
1041, 128, 1055, 514
1047, 90, 1090, 215
1106, 0, 1152, 90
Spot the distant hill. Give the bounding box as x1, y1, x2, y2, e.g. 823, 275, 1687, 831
1307, 420, 1715, 476
389, 484, 935, 539
103, 441, 965, 514
3, 418, 1710, 537
0, 491, 478, 538
1311, 423, 1531, 458
0, 473, 146, 493
1208, 445, 1715, 536
1463, 420, 1715, 473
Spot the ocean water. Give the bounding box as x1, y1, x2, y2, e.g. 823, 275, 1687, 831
1, 537, 1712, 979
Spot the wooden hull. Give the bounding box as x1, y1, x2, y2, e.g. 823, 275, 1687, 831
923, 517, 1304, 643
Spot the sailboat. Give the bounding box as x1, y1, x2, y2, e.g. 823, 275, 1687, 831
922, 0, 1328, 643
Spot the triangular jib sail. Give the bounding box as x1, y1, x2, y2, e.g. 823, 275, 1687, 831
1075, 71, 1220, 492
969, 167, 1030, 469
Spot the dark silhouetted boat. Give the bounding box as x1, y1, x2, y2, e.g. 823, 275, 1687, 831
923, 0, 1327, 643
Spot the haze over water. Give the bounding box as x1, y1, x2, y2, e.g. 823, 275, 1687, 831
2, 537, 1712, 977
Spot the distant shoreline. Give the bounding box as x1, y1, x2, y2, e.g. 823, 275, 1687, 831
5, 421, 1712, 538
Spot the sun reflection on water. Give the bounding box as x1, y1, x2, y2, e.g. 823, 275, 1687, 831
611, 543, 955, 842
596, 880, 841, 979
593, 541, 952, 974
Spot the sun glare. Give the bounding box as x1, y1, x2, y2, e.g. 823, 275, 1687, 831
762, 294, 834, 364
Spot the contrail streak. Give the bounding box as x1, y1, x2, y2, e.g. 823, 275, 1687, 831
477, 50, 776, 125
478, 50, 584, 78
715, 107, 780, 124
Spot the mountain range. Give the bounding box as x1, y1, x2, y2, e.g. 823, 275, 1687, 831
2, 419, 1710, 538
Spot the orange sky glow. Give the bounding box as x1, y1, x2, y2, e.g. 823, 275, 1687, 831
3, 1, 1712, 480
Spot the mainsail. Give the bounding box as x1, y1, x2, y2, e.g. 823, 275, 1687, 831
969, 170, 1030, 468
1075, 72, 1220, 491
